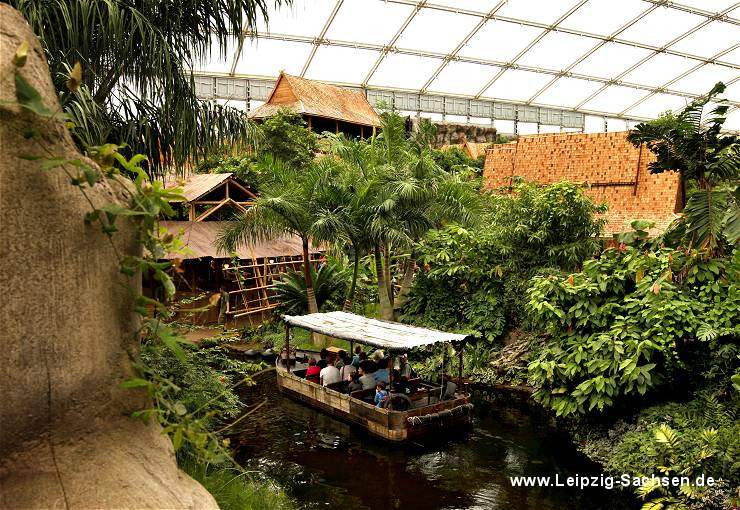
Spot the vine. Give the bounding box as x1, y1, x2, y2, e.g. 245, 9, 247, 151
5, 42, 255, 465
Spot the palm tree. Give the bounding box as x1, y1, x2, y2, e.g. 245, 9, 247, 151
217, 155, 326, 324
627, 82, 739, 253
9, 0, 287, 175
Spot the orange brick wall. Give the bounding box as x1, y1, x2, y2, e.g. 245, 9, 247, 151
482, 131, 682, 235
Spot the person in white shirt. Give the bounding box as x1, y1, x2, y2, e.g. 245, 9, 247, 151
340, 361, 356, 381
320, 364, 341, 386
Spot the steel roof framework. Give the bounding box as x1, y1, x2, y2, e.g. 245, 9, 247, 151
192, 0, 740, 131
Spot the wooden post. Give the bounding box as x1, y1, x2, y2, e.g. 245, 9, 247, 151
458, 343, 464, 395
335, 120, 339, 134
284, 325, 291, 371
440, 345, 447, 400
387, 352, 393, 411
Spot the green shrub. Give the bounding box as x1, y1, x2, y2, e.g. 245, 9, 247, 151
180, 458, 295, 510
402, 180, 605, 342
527, 247, 739, 417
272, 260, 350, 315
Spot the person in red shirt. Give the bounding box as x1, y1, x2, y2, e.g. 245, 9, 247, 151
305, 358, 321, 383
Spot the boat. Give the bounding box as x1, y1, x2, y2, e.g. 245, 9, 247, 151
275, 311, 473, 442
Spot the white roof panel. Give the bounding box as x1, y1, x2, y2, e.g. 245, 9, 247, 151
283, 311, 470, 351
191, 0, 740, 126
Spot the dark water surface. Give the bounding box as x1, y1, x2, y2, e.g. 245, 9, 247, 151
233, 374, 632, 510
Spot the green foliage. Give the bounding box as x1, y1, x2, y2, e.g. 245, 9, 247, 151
527, 247, 740, 417
402, 180, 605, 342
272, 260, 350, 315
627, 82, 739, 252
180, 459, 295, 510
11, 0, 279, 174
259, 109, 318, 169
579, 392, 739, 509
196, 154, 262, 192
431, 146, 484, 177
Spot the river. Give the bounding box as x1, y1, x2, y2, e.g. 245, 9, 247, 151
232, 374, 633, 510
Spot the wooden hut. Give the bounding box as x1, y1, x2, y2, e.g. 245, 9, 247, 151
158, 173, 321, 324
248, 72, 381, 138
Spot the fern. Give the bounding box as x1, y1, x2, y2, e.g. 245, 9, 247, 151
655, 424, 679, 449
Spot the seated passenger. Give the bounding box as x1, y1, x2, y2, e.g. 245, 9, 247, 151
351, 346, 363, 367
358, 362, 376, 390
340, 358, 356, 381
370, 349, 385, 362
317, 348, 329, 369
305, 358, 321, 383
320, 361, 340, 386
334, 350, 347, 370
347, 372, 363, 393
374, 381, 389, 408
373, 358, 389, 384
442, 375, 457, 400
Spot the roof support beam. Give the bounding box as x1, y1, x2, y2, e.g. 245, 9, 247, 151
575, 2, 740, 113
472, 1, 590, 99
233, 31, 740, 109
419, 1, 506, 94
361, 1, 426, 87
619, 44, 740, 116
526, 3, 659, 104
300, 0, 344, 77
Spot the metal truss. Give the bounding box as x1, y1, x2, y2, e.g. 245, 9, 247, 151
217, 0, 740, 126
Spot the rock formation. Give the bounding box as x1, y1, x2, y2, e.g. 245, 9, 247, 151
0, 5, 217, 508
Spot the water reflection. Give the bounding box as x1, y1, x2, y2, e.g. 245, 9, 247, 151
233, 374, 632, 510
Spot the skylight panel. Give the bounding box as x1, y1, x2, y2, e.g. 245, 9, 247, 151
369, 53, 442, 90
535, 77, 603, 107
517, 122, 539, 135
724, 108, 740, 131
674, 0, 738, 12
517, 31, 598, 70
430, 0, 497, 11
559, 0, 646, 36
606, 118, 628, 132
618, 7, 705, 48
668, 64, 739, 95
481, 69, 554, 101
722, 47, 740, 66
459, 20, 544, 63
325, 0, 413, 45
496, 0, 582, 25
305, 45, 380, 84
255, 0, 336, 38
624, 93, 689, 118
619, 53, 699, 87
570, 42, 652, 79
234, 38, 312, 77
668, 22, 740, 59
427, 61, 500, 96
396, 9, 479, 54
194, 38, 240, 74
581, 85, 649, 114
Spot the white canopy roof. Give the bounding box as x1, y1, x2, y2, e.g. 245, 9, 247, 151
192, 0, 740, 131
282, 311, 470, 351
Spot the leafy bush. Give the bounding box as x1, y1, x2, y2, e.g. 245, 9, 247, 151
578, 392, 739, 509
272, 260, 350, 315
402, 180, 606, 342
196, 154, 262, 192
527, 247, 739, 417
260, 109, 317, 170
180, 459, 295, 510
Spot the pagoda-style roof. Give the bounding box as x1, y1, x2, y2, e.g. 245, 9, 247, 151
248, 72, 381, 128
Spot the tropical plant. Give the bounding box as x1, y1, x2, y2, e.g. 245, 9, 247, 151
260, 109, 318, 169
217, 155, 335, 343
9, 0, 287, 174
272, 261, 350, 315
527, 246, 739, 417
627, 82, 739, 252
402, 180, 606, 342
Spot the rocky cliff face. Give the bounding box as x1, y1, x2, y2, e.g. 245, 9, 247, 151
409, 116, 502, 146
0, 5, 217, 508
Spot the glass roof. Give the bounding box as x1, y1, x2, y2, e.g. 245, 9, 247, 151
193, 0, 740, 130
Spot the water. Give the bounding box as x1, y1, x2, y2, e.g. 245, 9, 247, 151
232, 374, 633, 510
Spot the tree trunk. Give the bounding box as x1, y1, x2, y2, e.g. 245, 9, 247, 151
375, 246, 393, 320
343, 250, 360, 312
383, 244, 394, 309
302, 237, 322, 346
393, 259, 417, 314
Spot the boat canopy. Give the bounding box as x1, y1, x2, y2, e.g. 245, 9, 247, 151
282, 311, 470, 352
